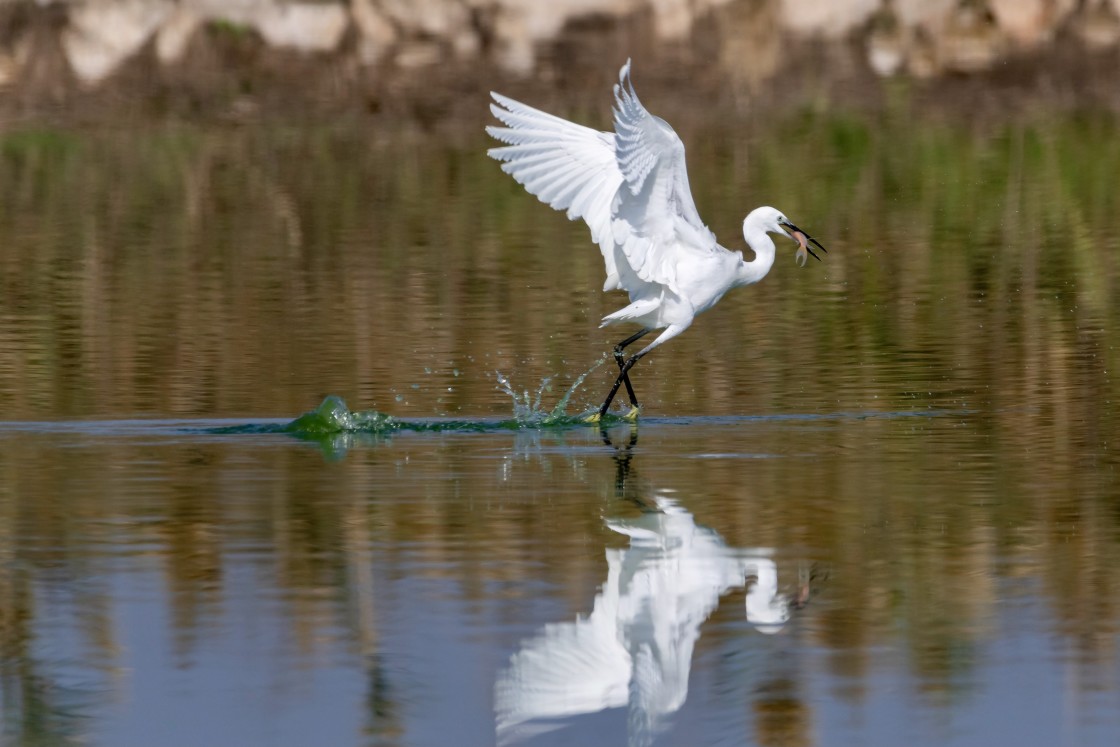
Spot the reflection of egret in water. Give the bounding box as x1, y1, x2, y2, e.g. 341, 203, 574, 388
495, 427, 812, 747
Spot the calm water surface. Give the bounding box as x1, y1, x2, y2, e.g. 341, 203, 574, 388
1, 108, 1119, 746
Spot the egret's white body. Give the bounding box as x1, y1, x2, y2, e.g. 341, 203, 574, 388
487, 60, 824, 418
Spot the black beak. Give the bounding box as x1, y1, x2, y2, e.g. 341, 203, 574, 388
782, 221, 827, 262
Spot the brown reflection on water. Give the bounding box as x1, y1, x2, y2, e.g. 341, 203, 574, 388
0, 112, 1118, 425
0, 409, 1118, 743
0, 106, 1119, 743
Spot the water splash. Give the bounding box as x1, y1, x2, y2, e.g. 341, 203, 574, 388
292, 358, 611, 435
495, 372, 552, 424
286, 395, 399, 434
552, 354, 608, 417
212, 356, 616, 441
496, 354, 608, 425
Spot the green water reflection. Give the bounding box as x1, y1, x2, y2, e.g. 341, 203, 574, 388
0, 102, 1118, 746
1, 109, 1117, 423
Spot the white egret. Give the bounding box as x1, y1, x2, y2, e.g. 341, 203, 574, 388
487, 59, 826, 421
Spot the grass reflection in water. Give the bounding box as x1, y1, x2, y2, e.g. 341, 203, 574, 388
0, 104, 1118, 745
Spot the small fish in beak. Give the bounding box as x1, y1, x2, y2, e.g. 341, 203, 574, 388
793, 230, 810, 268
781, 220, 827, 267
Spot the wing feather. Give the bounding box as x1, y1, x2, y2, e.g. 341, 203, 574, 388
487, 61, 717, 297
610, 60, 716, 292
487, 94, 622, 256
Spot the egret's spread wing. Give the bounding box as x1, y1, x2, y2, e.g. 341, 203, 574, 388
494, 615, 631, 744
487, 94, 625, 288
611, 60, 716, 292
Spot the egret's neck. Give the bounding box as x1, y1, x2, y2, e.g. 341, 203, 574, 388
736, 222, 776, 287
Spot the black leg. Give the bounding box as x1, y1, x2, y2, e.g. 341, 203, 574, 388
598, 351, 648, 419
613, 328, 651, 408
601, 424, 640, 500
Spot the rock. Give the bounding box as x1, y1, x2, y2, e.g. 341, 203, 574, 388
255, 2, 349, 53
904, 35, 939, 79
4, 0, 1118, 91
481, 0, 639, 72
892, 0, 956, 32
865, 6, 904, 77
1073, 0, 1120, 49
375, 0, 485, 62
379, 0, 471, 37
181, 0, 269, 26
0, 51, 17, 88
988, 0, 1076, 48
491, 6, 535, 74
938, 5, 1001, 73
867, 30, 905, 77
499, 0, 638, 41
778, 0, 881, 39
717, 0, 782, 89
352, 0, 399, 65
395, 41, 443, 68
450, 28, 481, 57
63, 0, 175, 84
651, 0, 696, 40
0, 25, 32, 88
155, 7, 201, 64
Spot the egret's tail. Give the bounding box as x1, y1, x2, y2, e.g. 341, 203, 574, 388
600, 297, 661, 327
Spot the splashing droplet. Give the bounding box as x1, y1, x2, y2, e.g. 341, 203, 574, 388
495, 356, 607, 425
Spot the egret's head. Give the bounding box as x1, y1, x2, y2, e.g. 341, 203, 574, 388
747, 206, 828, 267
745, 569, 791, 635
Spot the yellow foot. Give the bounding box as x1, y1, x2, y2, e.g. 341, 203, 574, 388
624, 406, 641, 422
583, 412, 602, 424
